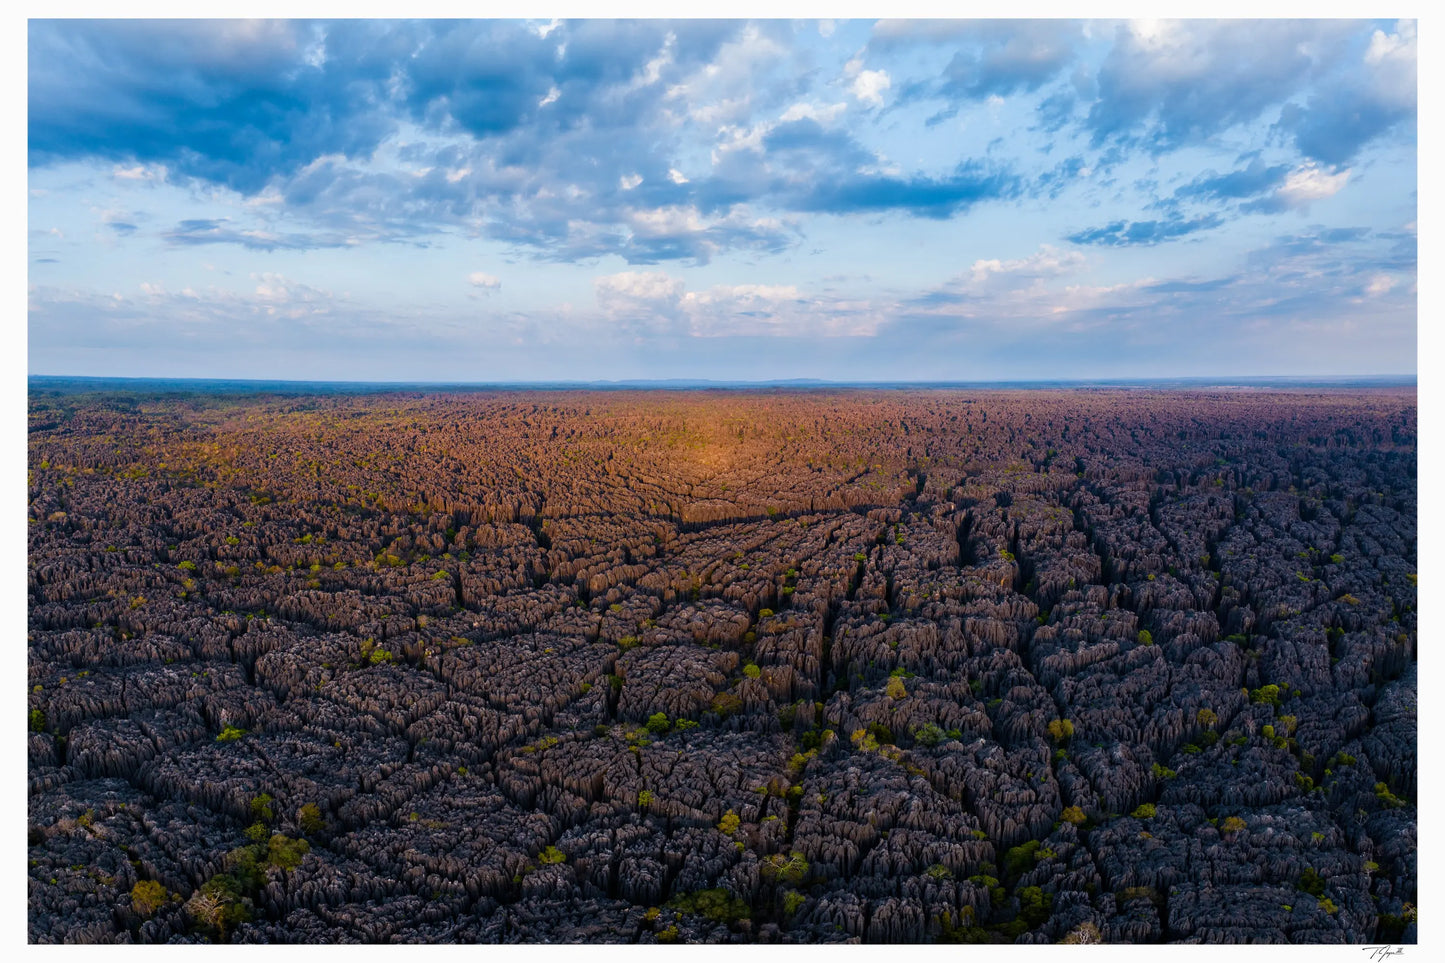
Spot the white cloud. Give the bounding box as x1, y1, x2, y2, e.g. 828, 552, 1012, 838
632, 32, 675, 89
685, 283, 881, 338
711, 123, 769, 162
780, 101, 848, 125
112, 163, 167, 183
667, 23, 787, 128
628, 205, 706, 237
468, 272, 501, 291
594, 271, 685, 311
593, 271, 879, 338
969, 245, 1086, 286
1364, 274, 1396, 297
619, 173, 643, 191
1364, 20, 1416, 109
538, 85, 560, 108
850, 69, 891, 107
1277, 163, 1350, 207
668, 168, 689, 185
244, 187, 285, 207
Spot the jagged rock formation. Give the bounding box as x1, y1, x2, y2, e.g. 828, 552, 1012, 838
27, 387, 1416, 943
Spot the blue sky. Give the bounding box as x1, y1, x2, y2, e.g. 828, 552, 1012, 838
26, 17, 1418, 381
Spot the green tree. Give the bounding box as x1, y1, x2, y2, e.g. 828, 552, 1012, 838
913, 722, 947, 747
249, 793, 274, 824
297, 803, 325, 836
130, 879, 169, 917
266, 834, 310, 871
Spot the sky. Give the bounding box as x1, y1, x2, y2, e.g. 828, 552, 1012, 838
25, 16, 1419, 382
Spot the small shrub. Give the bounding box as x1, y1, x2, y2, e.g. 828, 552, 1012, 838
266, 833, 310, 871
1060, 805, 1087, 825
1131, 803, 1156, 819
215, 725, 246, 743
669, 888, 750, 924
761, 852, 809, 886
885, 675, 907, 699
710, 692, 743, 717
1060, 922, 1102, 944
1250, 684, 1282, 707
538, 845, 567, 865
1137, 630, 1153, 646
1221, 816, 1247, 834
1003, 840, 1040, 877
743, 663, 761, 679
913, 722, 947, 747
717, 810, 740, 835
130, 879, 169, 917
1047, 718, 1074, 742
249, 793, 274, 824
645, 712, 672, 734
1374, 782, 1406, 808
298, 803, 325, 836
1018, 885, 1052, 927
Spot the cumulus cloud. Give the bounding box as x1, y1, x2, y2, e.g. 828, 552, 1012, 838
25, 14, 1419, 310
1275, 164, 1351, 208
468, 271, 501, 291
1276, 20, 1416, 165
936, 20, 1083, 101
850, 69, 891, 107
968, 244, 1086, 285
112, 163, 167, 183
595, 270, 685, 306
593, 270, 881, 338
1084, 20, 1353, 151
1171, 158, 1350, 216
779, 101, 848, 125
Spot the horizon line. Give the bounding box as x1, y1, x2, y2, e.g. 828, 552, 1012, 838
27, 373, 1419, 389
